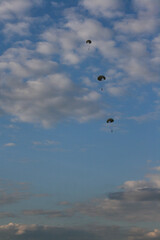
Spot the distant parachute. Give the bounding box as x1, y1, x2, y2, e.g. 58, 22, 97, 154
97, 75, 106, 81
106, 118, 114, 123
86, 40, 92, 44
106, 118, 114, 133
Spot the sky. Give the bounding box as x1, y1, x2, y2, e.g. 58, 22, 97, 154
0, 0, 160, 239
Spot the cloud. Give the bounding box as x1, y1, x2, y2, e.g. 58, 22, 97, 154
41, 14, 112, 64
0, 179, 32, 206
32, 140, 60, 146
114, 17, 159, 34
3, 22, 30, 37
80, 0, 123, 18
0, 223, 98, 240
0, 0, 42, 20
3, 142, 15, 147
0, 72, 104, 126
133, 0, 160, 16
0, 0, 159, 127
145, 229, 160, 238
22, 209, 73, 218
0, 188, 31, 206
109, 188, 160, 202
68, 167, 160, 223
0, 212, 16, 218
0, 223, 159, 240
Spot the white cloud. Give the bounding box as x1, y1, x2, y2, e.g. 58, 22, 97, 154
114, 17, 159, 34
80, 0, 123, 18
120, 180, 152, 190
0, 0, 42, 20
0, 72, 104, 127
133, 0, 160, 16
3, 22, 30, 37
106, 85, 126, 97
36, 42, 56, 55
0, 223, 37, 235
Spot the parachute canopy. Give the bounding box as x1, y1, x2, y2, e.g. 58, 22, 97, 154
97, 75, 106, 81
86, 40, 92, 44
106, 118, 114, 123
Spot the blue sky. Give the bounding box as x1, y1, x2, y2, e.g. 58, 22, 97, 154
0, 0, 160, 239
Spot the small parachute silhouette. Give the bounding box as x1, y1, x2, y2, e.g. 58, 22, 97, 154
97, 75, 106, 81
106, 118, 114, 133
86, 40, 92, 44
106, 118, 114, 123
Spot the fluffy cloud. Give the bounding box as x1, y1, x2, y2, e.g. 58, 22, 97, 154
114, 17, 159, 34
0, 41, 104, 126
80, 0, 123, 18
0, 0, 159, 126
0, 0, 42, 20
3, 22, 30, 37
41, 15, 112, 64
0, 72, 103, 126
133, 0, 160, 15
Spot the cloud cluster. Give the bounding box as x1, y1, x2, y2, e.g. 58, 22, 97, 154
0, 0, 42, 20
67, 167, 160, 223
0, 0, 160, 125
80, 0, 123, 18
0, 223, 159, 240
11, 167, 160, 225
0, 71, 103, 126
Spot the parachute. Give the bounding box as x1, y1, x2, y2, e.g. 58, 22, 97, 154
97, 75, 106, 81
86, 40, 92, 44
106, 118, 114, 133
106, 118, 114, 123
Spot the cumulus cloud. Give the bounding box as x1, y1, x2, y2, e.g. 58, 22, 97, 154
0, 0, 159, 126
80, 0, 123, 18
68, 168, 160, 223
133, 0, 160, 16
41, 14, 112, 64
0, 72, 104, 126
114, 17, 159, 34
0, 0, 42, 20
3, 22, 30, 37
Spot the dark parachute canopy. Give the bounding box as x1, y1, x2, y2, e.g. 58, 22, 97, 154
97, 75, 106, 81
86, 40, 92, 44
106, 118, 114, 123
